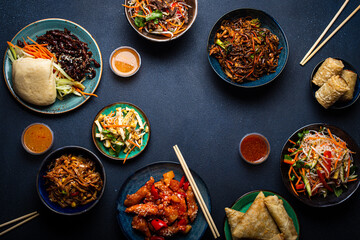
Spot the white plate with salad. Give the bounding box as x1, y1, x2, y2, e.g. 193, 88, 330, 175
3, 18, 103, 114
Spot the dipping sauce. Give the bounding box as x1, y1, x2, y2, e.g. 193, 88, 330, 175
110, 47, 141, 77
240, 133, 270, 164
22, 123, 53, 154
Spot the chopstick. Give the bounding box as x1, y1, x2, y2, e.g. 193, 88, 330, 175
173, 145, 220, 239
301, 4, 360, 66
0, 211, 39, 237
299, 0, 349, 65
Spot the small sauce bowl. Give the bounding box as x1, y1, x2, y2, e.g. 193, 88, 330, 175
109, 46, 141, 77
239, 133, 270, 165
22, 123, 53, 155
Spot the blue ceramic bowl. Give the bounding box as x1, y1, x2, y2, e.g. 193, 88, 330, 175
310, 58, 360, 109
116, 161, 211, 240
208, 9, 289, 88
3, 18, 103, 114
37, 146, 106, 215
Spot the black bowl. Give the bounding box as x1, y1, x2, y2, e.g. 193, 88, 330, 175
207, 8, 289, 88
280, 123, 360, 207
310, 58, 360, 109
37, 146, 106, 215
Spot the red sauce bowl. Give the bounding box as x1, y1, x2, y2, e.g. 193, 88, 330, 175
239, 133, 270, 164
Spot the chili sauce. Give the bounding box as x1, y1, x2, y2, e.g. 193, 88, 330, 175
22, 123, 53, 154
110, 47, 140, 77
240, 134, 269, 164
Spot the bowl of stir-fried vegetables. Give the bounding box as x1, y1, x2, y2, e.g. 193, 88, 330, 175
92, 102, 150, 162
208, 9, 288, 88
123, 0, 198, 42
280, 123, 360, 207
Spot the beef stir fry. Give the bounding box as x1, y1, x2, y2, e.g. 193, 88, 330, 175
44, 154, 103, 208
124, 171, 198, 240
209, 17, 283, 82
36, 28, 100, 81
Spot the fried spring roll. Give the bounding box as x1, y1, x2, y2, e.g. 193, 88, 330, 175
315, 75, 349, 109
339, 69, 358, 101
312, 58, 344, 87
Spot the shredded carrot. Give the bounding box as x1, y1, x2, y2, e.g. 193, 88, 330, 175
103, 124, 130, 129
127, 139, 140, 149
288, 139, 296, 145
75, 88, 98, 98
123, 4, 139, 8
110, 144, 116, 152
348, 178, 357, 182
123, 145, 136, 164
290, 181, 299, 196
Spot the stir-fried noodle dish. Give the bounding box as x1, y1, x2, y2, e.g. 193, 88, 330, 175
124, 0, 191, 38
44, 154, 103, 208
209, 17, 283, 83
284, 127, 357, 198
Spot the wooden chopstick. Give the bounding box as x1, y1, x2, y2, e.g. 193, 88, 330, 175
173, 145, 220, 239
301, 4, 360, 66
0, 211, 39, 237
300, 0, 349, 65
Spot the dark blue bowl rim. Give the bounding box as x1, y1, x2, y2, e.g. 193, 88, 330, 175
280, 123, 360, 207
207, 8, 289, 88
310, 58, 360, 109
36, 145, 106, 215
116, 161, 211, 240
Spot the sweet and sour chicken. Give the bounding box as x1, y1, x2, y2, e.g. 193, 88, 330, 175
124, 171, 198, 240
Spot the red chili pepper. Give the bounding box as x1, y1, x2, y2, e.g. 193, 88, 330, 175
295, 183, 304, 190
151, 219, 168, 231
179, 175, 185, 188
323, 151, 332, 175
183, 181, 190, 191
70, 191, 79, 197
150, 236, 165, 240
151, 185, 159, 200
177, 191, 186, 198
317, 169, 333, 192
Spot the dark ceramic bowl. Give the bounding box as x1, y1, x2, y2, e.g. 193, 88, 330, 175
116, 161, 211, 240
207, 8, 289, 88
124, 0, 198, 42
310, 58, 360, 109
37, 146, 106, 215
280, 123, 360, 207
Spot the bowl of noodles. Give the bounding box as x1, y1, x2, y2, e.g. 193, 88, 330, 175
123, 0, 198, 42
37, 146, 106, 215
208, 9, 289, 88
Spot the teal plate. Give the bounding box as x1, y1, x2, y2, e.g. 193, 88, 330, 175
3, 18, 103, 114
92, 102, 150, 161
224, 190, 300, 240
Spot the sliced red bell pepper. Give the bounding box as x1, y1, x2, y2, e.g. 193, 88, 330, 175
317, 169, 333, 192
323, 150, 332, 174
150, 236, 165, 240
295, 183, 304, 190
151, 219, 168, 231
183, 181, 190, 191
151, 185, 159, 200
179, 175, 185, 188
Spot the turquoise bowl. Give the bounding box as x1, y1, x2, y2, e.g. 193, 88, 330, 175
208, 9, 289, 88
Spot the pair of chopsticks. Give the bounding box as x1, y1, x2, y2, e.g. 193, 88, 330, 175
173, 145, 220, 239
0, 211, 39, 237
300, 1, 360, 65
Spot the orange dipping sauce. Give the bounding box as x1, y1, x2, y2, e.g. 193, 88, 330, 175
110, 47, 140, 77
22, 123, 53, 154
240, 133, 270, 164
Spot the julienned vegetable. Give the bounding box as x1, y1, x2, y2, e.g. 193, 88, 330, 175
284, 127, 357, 198
94, 107, 149, 163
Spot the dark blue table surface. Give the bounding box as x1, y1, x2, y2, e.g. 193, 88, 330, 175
1, 0, 359, 239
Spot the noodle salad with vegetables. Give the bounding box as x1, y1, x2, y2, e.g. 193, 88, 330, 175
283, 127, 357, 198
123, 0, 191, 38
